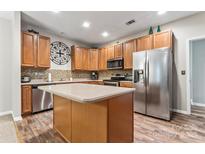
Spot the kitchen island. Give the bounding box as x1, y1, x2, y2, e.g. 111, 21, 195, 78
39, 83, 135, 143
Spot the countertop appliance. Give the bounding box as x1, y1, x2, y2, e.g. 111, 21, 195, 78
107, 57, 123, 70
21, 76, 31, 83
133, 47, 172, 120
103, 74, 132, 86
32, 84, 55, 113
90, 72, 98, 80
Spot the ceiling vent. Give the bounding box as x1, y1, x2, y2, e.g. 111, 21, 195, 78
126, 19, 136, 25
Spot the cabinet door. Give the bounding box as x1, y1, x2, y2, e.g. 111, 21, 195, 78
21, 32, 37, 67
153, 31, 172, 49
107, 46, 114, 60
82, 48, 89, 70
88, 49, 99, 71
71, 47, 83, 70
37, 35, 50, 68
21, 86, 32, 115
137, 35, 153, 51
114, 44, 123, 58
123, 40, 136, 69
98, 48, 108, 70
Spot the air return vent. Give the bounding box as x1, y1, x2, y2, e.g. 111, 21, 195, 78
126, 19, 136, 25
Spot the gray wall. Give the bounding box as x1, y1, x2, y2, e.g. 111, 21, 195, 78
191, 39, 205, 105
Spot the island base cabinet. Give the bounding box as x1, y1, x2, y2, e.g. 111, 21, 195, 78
72, 101, 107, 143
108, 93, 133, 143
53, 96, 72, 142
53, 93, 134, 143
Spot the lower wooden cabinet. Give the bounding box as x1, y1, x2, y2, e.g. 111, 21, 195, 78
120, 81, 134, 88
21, 85, 32, 115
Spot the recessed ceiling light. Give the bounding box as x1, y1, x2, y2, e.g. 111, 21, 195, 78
102, 32, 109, 37
158, 11, 167, 15
52, 11, 60, 13
82, 22, 90, 28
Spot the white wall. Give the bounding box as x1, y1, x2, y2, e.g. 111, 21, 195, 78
101, 12, 205, 113
11, 12, 21, 120
0, 17, 12, 113
21, 23, 90, 70
191, 39, 205, 105
0, 12, 21, 120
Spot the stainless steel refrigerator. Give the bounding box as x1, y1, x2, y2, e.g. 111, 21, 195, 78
132, 47, 172, 120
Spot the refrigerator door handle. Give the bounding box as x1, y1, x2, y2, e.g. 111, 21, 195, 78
146, 54, 149, 88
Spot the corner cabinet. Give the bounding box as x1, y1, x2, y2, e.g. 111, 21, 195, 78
71, 46, 99, 71
123, 40, 136, 69
21, 32, 51, 68
21, 85, 32, 115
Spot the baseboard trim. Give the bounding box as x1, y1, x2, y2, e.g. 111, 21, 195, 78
0, 111, 13, 116
0, 110, 22, 121
172, 109, 189, 115
192, 102, 205, 107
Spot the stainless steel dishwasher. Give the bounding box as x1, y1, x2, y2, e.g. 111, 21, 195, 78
32, 84, 54, 113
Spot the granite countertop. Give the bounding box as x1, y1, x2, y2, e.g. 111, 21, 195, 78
38, 83, 135, 103
21, 79, 102, 86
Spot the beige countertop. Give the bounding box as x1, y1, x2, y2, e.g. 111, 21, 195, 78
38, 83, 135, 103
21, 79, 102, 86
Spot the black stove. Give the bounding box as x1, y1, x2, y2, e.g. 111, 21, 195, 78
103, 74, 132, 86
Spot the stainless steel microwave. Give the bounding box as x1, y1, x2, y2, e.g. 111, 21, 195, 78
107, 58, 123, 69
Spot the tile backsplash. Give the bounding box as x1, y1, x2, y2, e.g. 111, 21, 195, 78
21, 68, 132, 81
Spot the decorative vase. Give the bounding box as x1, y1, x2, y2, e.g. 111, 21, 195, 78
157, 25, 161, 32
149, 26, 153, 35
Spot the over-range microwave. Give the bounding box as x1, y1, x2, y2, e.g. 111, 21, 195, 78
107, 57, 124, 69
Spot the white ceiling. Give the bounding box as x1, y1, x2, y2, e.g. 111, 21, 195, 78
22, 11, 198, 46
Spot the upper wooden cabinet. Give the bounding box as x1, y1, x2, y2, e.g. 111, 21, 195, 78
71, 46, 99, 71
88, 49, 99, 71
21, 32, 37, 67
114, 43, 123, 58
107, 46, 115, 60
21, 32, 50, 68
123, 40, 136, 69
153, 31, 172, 49
37, 35, 50, 68
82, 48, 89, 70
98, 48, 108, 70
137, 35, 153, 51
71, 46, 83, 70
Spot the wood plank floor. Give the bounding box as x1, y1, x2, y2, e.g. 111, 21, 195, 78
16, 110, 205, 143
191, 105, 205, 118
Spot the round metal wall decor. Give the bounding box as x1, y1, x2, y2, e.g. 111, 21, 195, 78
50, 41, 71, 65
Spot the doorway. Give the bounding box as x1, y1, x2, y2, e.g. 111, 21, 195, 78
187, 37, 205, 117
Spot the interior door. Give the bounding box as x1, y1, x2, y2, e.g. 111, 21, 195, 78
133, 51, 146, 114
146, 48, 171, 120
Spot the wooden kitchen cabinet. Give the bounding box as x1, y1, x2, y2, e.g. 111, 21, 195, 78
21, 32, 37, 67
21, 85, 32, 115
153, 31, 172, 49
136, 35, 153, 51
120, 81, 134, 88
82, 48, 89, 70
107, 46, 115, 60
21, 32, 50, 68
98, 48, 108, 70
114, 43, 123, 58
37, 35, 50, 68
88, 49, 99, 71
71, 46, 83, 70
123, 39, 136, 69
